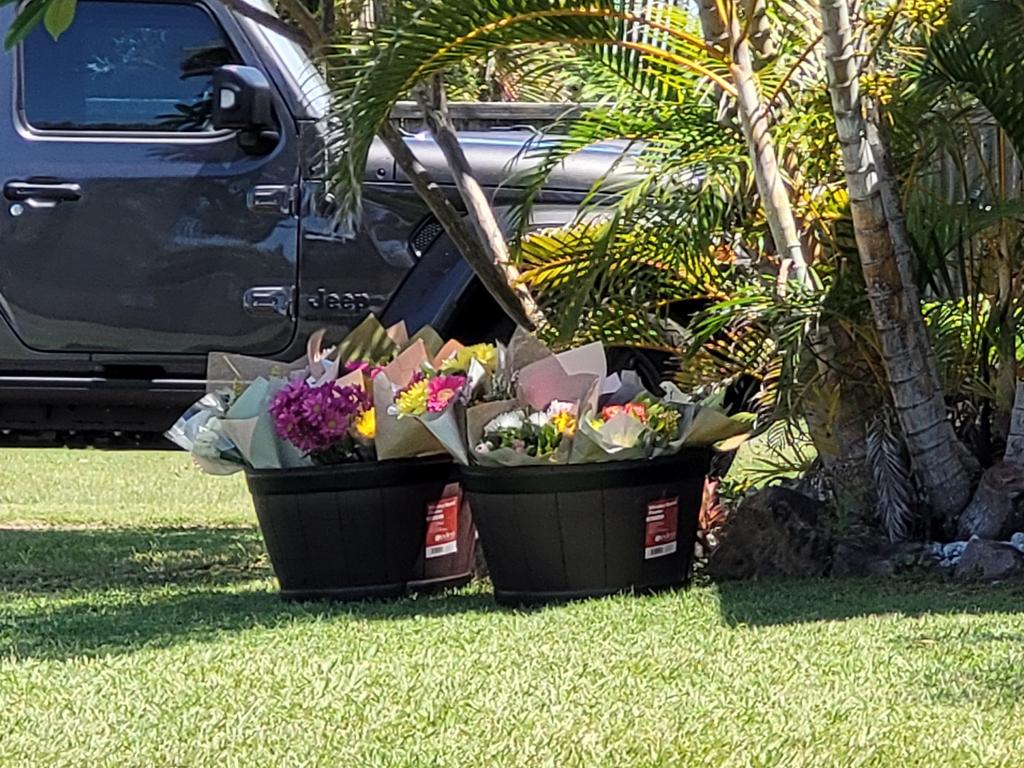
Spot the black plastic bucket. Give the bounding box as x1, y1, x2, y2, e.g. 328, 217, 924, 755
246, 457, 476, 601
460, 450, 710, 606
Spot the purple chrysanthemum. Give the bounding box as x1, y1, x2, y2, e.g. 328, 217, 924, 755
269, 379, 369, 456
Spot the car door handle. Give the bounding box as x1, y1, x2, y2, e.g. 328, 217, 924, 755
243, 286, 294, 317
4, 180, 83, 206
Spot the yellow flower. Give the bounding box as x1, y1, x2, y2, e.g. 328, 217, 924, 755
395, 379, 429, 416
442, 343, 497, 374
353, 408, 376, 440
552, 410, 577, 436
468, 343, 497, 368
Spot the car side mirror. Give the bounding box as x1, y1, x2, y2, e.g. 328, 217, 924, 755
212, 65, 280, 154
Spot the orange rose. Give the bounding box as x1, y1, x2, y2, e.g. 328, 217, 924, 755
601, 405, 626, 421
625, 402, 648, 422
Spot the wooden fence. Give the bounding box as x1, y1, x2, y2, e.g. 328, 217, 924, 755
925, 116, 1021, 203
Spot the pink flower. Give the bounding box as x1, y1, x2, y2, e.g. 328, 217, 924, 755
426, 374, 466, 413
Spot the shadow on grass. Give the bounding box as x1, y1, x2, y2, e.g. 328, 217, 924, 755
17, 527, 1024, 662
0, 525, 270, 593
1, 525, 509, 660
1, 584, 504, 661
712, 575, 1024, 627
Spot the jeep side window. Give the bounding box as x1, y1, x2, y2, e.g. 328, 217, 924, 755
21, 1, 238, 133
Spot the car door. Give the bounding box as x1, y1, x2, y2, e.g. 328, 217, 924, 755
0, 0, 298, 356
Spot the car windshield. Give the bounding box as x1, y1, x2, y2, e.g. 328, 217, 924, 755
233, 0, 329, 119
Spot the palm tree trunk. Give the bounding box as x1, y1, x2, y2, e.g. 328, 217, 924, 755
865, 114, 944, 389
819, 0, 974, 523
994, 130, 1018, 437
693, 3, 796, 276
377, 123, 540, 331
744, 0, 777, 61
1007, 382, 1024, 462
725, 15, 810, 289
375, 75, 543, 331
322, 0, 335, 37
695, 0, 726, 46
413, 77, 544, 329
694, 0, 734, 124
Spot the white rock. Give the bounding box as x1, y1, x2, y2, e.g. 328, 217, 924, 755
943, 541, 968, 560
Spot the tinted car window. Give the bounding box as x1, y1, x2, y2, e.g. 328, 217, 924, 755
22, 1, 238, 132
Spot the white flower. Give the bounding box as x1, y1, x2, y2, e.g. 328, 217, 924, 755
192, 422, 223, 460
528, 411, 551, 428
546, 400, 577, 417
484, 409, 525, 432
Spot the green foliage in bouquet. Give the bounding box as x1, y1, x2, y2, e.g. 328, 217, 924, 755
476, 401, 578, 459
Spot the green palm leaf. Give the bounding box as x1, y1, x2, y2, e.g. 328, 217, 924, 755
324, 0, 732, 228
925, 0, 1024, 158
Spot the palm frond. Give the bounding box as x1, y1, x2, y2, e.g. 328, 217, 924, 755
324, 0, 733, 228
924, 0, 1024, 158
866, 407, 916, 542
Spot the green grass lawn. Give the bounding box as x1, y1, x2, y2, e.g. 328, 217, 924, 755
3, 450, 1024, 767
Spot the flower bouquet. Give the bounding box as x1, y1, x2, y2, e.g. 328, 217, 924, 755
388, 341, 499, 465
393, 330, 753, 605
166, 315, 476, 601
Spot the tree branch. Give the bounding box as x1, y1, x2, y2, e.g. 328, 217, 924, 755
410, 76, 544, 330
377, 121, 540, 331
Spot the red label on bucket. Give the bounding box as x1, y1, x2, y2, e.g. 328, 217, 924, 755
645, 497, 679, 560
425, 495, 459, 559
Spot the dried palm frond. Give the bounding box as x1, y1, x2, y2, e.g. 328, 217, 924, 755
866, 407, 916, 542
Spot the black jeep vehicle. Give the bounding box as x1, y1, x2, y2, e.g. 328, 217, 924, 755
0, 0, 624, 448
